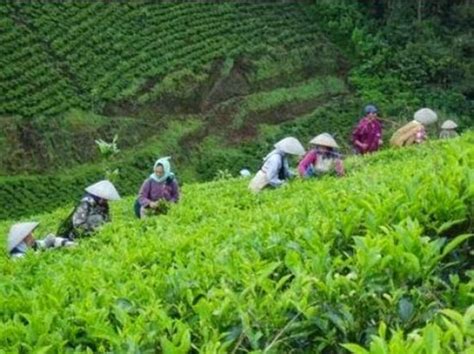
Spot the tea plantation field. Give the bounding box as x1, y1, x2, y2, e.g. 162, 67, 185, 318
0, 133, 472, 353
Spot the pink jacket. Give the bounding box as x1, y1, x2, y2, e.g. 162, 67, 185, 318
298, 150, 344, 177
352, 116, 383, 154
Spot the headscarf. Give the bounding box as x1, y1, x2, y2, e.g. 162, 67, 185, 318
150, 156, 174, 183
364, 104, 378, 114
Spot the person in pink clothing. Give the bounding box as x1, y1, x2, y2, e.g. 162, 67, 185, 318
352, 104, 383, 154
298, 133, 344, 178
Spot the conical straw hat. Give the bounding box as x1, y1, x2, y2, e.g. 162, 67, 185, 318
310, 133, 339, 148
85, 180, 121, 201
414, 108, 438, 125
7, 222, 39, 252
441, 120, 458, 129
274, 137, 305, 156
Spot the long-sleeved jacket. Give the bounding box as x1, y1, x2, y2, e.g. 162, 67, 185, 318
10, 235, 75, 258
352, 116, 383, 154
138, 177, 179, 207
261, 150, 290, 187
72, 195, 110, 236
298, 149, 344, 178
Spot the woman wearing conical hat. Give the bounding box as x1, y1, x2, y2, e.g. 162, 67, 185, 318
249, 137, 305, 193
439, 120, 459, 139
298, 133, 344, 178
135, 157, 180, 218
390, 108, 438, 147
7, 222, 75, 258
57, 180, 120, 239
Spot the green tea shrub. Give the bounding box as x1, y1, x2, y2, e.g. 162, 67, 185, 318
0, 133, 472, 352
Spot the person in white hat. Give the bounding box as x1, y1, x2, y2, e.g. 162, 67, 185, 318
298, 133, 344, 178
57, 180, 120, 239
7, 222, 75, 258
439, 120, 459, 139
390, 108, 438, 147
249, 137, 305, 193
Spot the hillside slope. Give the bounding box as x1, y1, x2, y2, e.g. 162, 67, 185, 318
1, 133, 472, 353
1, 1, 472, 223
0, 2, 346, 174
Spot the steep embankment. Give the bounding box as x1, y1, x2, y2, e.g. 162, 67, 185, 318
0, 2, 345, 174
0, 133, 472, 352
0, 2, 353, 220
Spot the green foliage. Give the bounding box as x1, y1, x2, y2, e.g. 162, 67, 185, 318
250, 44, 340, 87
0, 111, 161, 175
231, 76, 347, 129
0, 2, 347, 177
0, 2, 328, 118
314, 1, 473, 126
95, 134, 120, 183
95, 134, 120, 160
342, 306, 474, 353
0, 120, 201, 220
213, 169, 234, 181
138, 69, 209, 104
192, 136, 257, 181
312, 1, 363, 52
0, 133, 472, 352
1, 0, 472, 259
144, 200, 171, 217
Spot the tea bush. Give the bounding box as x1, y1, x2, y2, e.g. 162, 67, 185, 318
0, 120, 200, 220
0, 133, 472, 352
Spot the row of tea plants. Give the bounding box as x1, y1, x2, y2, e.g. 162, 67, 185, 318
0, 133, 472, 352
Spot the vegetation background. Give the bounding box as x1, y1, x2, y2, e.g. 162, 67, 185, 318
0, 0, 472, 219
0, 2, 473, 352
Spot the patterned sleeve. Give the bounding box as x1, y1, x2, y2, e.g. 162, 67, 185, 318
53, 237, 75, 248
298, 150, 316, 177
34, 239, 48, 250
72, 200, 91, 228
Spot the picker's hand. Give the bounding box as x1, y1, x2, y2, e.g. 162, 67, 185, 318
156, 200, 170, 213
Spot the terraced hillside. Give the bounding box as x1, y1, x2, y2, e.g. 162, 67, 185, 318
1, 2, 471, 222
2, 2, 339, 115
0, 133, 472, 352
0, 2, 346, 173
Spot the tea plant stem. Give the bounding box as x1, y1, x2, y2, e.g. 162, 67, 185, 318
231, 331, 246, 354
263, 312, 301, 353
